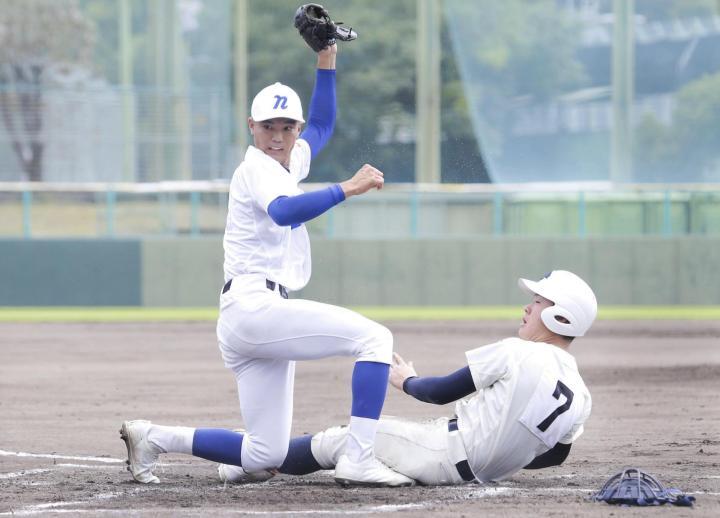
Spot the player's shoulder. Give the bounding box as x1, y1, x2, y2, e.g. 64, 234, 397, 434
528, 341, 582, 373
502, 337, 530, 348
289, 139, 312, 181
499, 339, 582, 376
290, 139, 311, 163
228, 161, 246, 188
294, 138, 311, 155
292, 139, 312, 164
490, 337, 543, 356
230, 153, 257, 183
535, 344, 590, 395
242, 146, 270, 170
464, 337, 523, 364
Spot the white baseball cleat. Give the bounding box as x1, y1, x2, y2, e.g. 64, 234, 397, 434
216, 428, 275, 484
334, 454, 415, 487
119, 420, 162, 484
218, 463, 275, 484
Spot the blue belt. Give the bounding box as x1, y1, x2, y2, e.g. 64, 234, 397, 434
222, 278, 288, 299
448, 418, 476, 482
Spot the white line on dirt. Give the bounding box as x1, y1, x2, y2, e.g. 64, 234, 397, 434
224, 491, 512, 515
209, 503, 431, 515
0, 486, 508, 516
0, 502, 461, 517
2, 477, 714, 516
0, 469, 51, 479
0, 487, 153, 516
0, 512, 127, 516
0, 449, 197, 468
2, 500, 93, 514
55, 463, 122, 469
0, 449, 124, 464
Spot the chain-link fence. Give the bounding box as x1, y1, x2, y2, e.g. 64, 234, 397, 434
0, 85, 228, 182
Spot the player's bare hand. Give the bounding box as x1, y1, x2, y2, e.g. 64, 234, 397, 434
340, 164, 384, 198
390, 352, 417, 391
317, 43, 337, 69
318, 42, 337, 57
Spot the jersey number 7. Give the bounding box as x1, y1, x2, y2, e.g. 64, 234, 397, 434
537, 380, 574, 432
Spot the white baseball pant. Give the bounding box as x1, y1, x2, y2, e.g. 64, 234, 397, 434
311, 416, 467, 486
216, 273, 393, 472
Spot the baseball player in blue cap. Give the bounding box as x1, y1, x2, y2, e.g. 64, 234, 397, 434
218, 270, 597, 485
120, 42, 412, 487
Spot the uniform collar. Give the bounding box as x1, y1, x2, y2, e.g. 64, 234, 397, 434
245, 145, 291, 173
514, 337, 578, 366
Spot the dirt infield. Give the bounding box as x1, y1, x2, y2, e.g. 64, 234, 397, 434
1, 320, 718, 517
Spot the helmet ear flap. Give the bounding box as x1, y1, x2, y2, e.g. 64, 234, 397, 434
541, 305, 580, 337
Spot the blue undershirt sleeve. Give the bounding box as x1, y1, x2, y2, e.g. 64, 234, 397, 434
267, 184, 345, 227
299, 69, 336, 158
401, 366, 476, 405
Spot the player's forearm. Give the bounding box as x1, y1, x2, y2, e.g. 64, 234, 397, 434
300, 69, 336, 158
267, 185, 345, 227
401, 366, 476, 405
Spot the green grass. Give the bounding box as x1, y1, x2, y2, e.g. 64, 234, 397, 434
0, 306, 719, 322
0, 307, 219, 322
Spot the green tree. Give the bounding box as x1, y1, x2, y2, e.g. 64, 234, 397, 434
245, 0, 418, 181
635, 115, 678, 181
78, 0, 119, 83
674, 72, 720, 178
243, 1, 587, 182
0, 0, 95, 181
635, 72, 720, 180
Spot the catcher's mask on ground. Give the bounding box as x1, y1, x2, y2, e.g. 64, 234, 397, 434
251, 82, 304, 123
518, 270, 597, 337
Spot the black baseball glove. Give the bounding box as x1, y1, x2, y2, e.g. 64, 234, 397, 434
294, 3, 357, 53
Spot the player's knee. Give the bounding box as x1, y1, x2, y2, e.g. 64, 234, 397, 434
311, 426, 348, 469
245, 440, 289, 471
358, 323, 393, 364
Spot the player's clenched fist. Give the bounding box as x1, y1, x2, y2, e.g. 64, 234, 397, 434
340, 164, 384, 198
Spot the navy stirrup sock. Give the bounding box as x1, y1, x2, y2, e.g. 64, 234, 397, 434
192, 429, 244, 466
278, 435, 323, 475
192, 430, 322, 474
350, 361, 390, 419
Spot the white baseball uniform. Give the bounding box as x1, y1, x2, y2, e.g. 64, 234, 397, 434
217, 140, 393, 472
311, 337, 592, 485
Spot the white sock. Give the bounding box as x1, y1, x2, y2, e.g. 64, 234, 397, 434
344, 416, 378, 463
146, 425, 195, 455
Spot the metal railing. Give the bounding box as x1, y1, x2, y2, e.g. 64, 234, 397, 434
1, 181, 719, 239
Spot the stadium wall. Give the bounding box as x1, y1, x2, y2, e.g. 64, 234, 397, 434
0, 237, 718, 306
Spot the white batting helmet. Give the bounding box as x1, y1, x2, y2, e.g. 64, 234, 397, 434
251, 82, 305, 123
518, 270, 597, 337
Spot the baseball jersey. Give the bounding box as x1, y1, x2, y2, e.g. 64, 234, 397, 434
455, 337, 591, 482
223, 140, 313, 291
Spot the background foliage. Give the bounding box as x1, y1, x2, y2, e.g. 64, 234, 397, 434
0, 0, 718, 182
